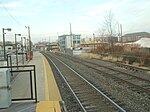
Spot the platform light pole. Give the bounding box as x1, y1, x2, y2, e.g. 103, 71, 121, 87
2, 28, 11, 60
25, 26, 31, 59
23, 37, 26, 51
15, 33, 21, 67
23, 37, 27, 61
21, 37, 26, 64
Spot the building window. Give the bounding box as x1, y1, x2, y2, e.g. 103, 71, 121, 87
73, 41, 76, 44
77, 36, 80, 39
77, 40, 80, 44
73, 37, 76, 40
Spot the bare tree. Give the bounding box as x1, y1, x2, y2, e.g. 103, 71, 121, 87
97, 28, 106, 42
103, 10, 117, 36
103, 10, 117, 52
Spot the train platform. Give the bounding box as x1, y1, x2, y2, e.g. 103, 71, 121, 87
0, 51, 62, 112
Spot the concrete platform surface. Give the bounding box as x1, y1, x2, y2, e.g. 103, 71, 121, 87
0, 102, 36, 112
0, 52, 45, 112
0, 51, 62, 112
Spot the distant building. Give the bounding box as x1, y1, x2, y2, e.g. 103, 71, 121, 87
122, 32, 150, 42
34, 42, 59, 51
34, 44, 46, 51
58, 34, 81, 51
80, 36, 118, 52
45, 42, 59, 51
0, 41, 14, 54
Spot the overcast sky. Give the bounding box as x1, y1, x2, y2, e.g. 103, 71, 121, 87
0, 0, 150, 43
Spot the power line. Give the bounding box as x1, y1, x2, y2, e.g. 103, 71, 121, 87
0, 1, 23, 26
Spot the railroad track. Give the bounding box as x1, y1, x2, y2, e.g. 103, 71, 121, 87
55, 52, 150, 95
43, 52, 126, 112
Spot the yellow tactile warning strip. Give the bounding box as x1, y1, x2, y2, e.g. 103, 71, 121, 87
42, 55, 62, 101
36, 54, 62, 112
36, 101, 61, 112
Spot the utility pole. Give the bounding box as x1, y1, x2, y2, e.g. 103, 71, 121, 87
118, 23, 120, 42
93, 33, 95, 52
70, 23, 72, 36
70, 23, 73, 48
120, 24, 122, 44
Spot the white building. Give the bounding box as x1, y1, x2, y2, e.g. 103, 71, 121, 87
58, 34, 81, 51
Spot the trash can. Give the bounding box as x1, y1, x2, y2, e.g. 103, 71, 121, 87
27, 54, 33, 60
0, 68, 12, 108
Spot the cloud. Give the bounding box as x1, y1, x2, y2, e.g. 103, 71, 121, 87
1, 1, 25, 8
77, 0, 150, 33
0, 0, 150, 42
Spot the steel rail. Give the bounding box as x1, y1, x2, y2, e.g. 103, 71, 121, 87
44, 52, 126, 112
59, 53, 150, 83
56, 53, 150, 93
43, 54, 86, 112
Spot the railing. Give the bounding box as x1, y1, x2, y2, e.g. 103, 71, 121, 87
0, 65, 37, 103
